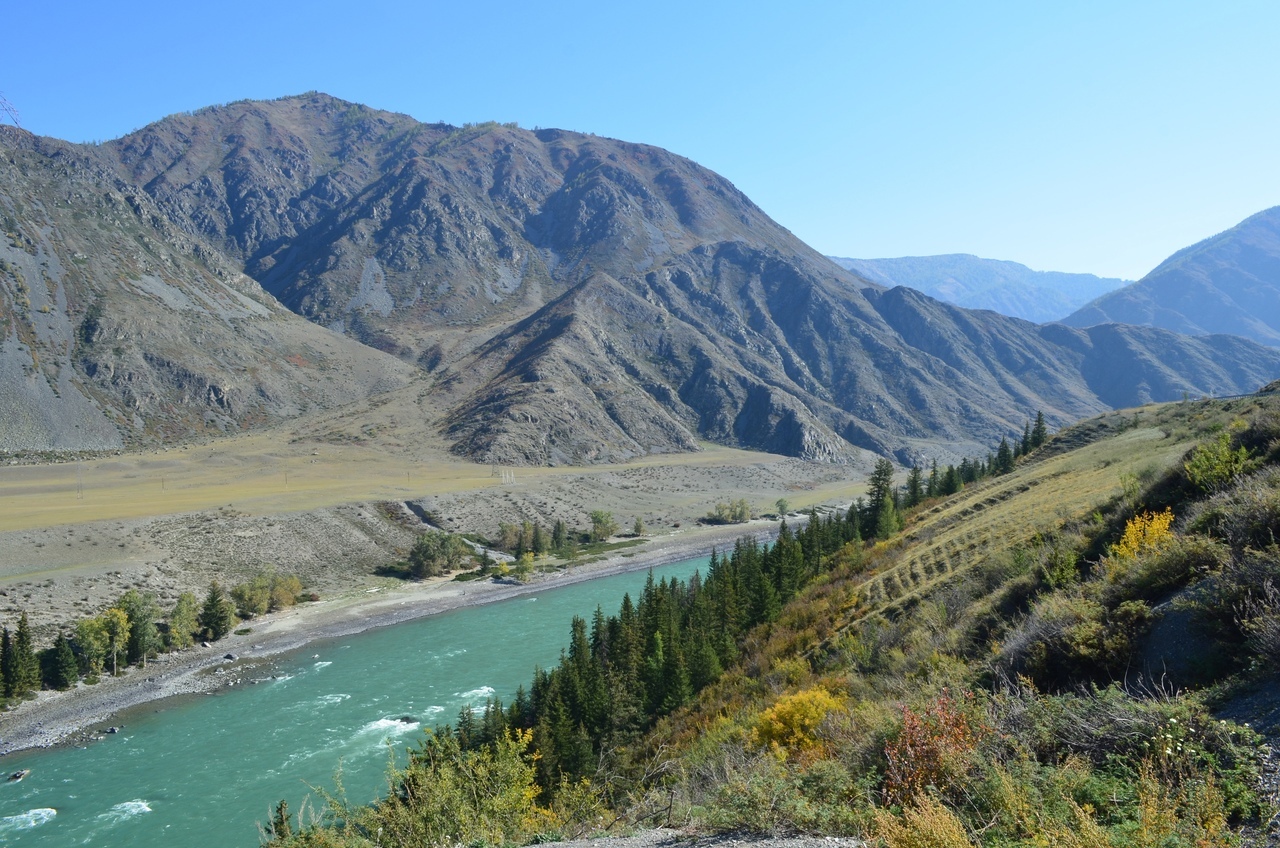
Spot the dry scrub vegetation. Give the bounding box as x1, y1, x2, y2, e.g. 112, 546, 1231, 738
263, 396, 1280, 847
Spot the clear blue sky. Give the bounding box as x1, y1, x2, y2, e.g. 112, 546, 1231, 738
6, 0, 1279, 279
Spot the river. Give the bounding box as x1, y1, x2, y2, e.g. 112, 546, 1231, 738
0, 556, 709, 846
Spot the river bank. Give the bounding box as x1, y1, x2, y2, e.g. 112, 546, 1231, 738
0, 520, 784, 757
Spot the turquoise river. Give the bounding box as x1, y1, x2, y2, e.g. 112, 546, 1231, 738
0, 556, 708, 846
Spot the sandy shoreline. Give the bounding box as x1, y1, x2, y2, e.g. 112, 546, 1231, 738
0, 521, 783, 758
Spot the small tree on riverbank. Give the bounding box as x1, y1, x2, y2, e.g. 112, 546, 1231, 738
198, 582, 236, 641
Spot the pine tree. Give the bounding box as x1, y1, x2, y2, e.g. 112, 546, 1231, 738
867, 458, 895, 526
14, 612, 40, 694
996, 436, 1015, 474
551, 519, 568, 552
927, 459, 940, 498
198, 582, 237, 641
52, 633, 78, 690
1021, 421, 1032, 456
1031, 410, 1048, 448
1, 628, 15, 698
905, 465, 924, 508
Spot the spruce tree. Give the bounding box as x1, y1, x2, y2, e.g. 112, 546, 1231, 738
927, 459, 940, 498
1021, 421, 1032, 456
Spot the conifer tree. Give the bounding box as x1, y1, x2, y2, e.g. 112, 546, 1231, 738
867, 459, 894, 517
551, 519, 568, 552
1021, 421, 1032, 456
905, 465, 924, 507
1031, 410, 1048, 448
198, 582, 236, 641
1, 627, 15, 698
14, 612, 40, 694
996, 436, 1015, 474
927, 459, 940, 498
52, 633, 78, 690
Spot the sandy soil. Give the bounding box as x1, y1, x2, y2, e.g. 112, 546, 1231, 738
0, 520, 792, 756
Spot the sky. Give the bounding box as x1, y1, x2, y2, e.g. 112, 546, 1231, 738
5, 1, 1280, 280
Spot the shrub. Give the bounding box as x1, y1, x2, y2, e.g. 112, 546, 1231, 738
1110, 508, 1174, 563
883, 690, 988, 807
872, 793, 975, 847
1185, 466, 1280, 550
1184, 432, 1255, 492
751, 688, 845, 757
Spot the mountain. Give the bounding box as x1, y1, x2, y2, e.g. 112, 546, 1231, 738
1062, 206, 1280, 346
0, 126, 418, 452
5, 93, 1279, 463
828, 254, 1128, 323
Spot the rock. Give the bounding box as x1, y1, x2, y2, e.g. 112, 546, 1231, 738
105, 726, 120, 734
201, 641, 212, 648
7, 769, 30, 782
223, 653, 237, 661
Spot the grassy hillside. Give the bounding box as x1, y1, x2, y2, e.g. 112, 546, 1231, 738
263, 396, 1280, 847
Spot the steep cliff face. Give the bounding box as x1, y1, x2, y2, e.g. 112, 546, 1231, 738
9, 93, 1276, 462
0, 126, 416, 452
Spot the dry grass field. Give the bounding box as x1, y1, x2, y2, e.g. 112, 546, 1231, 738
0, 404, 875, 639
815, 399, 1265, 640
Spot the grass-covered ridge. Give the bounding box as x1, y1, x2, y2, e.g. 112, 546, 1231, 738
265, 397, 1280, 847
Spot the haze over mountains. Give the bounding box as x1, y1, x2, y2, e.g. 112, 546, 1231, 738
828, 255, 1128, 323
1062, 206, 1280, 346
2, 93, 1278, 464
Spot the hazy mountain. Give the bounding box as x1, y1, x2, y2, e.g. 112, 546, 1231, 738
1062, 206, 1280, 346
0, 126, 417, 452
5, 93, 1278, 462
828, 254, 1128, 323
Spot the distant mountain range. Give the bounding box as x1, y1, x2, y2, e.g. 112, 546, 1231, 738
1062, 206, 1280, 346
827, 255, 1129, 323
3, 93, 1278, 463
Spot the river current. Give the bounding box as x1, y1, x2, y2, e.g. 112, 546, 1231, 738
0, 557, 708, 846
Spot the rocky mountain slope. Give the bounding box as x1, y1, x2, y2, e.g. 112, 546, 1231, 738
5, 93, 1279, 463
0, 126, 418, 452
829, 253, 1127, 323
1062, 205, 1280, 346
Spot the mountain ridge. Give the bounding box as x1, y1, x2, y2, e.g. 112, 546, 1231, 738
4, 92, 1279, 462
829, 253, 1129, 322
1062, 205, 1280, 346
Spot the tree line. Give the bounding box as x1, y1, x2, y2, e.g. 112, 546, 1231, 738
0, 570, 309, 702
438, 506, 866, 794
430, 411, 1051, 795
